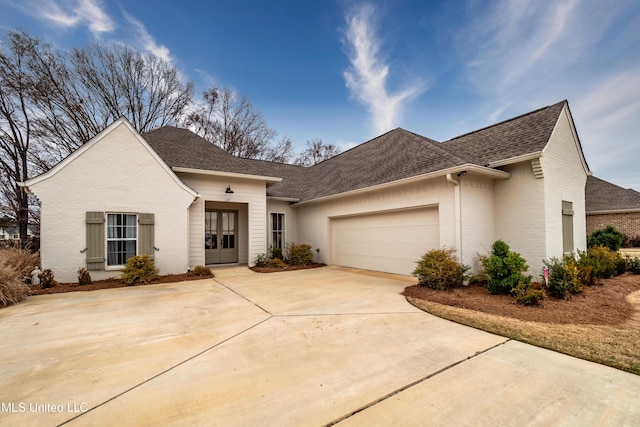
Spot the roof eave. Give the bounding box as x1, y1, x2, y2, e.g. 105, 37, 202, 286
587, 208, 640, 215
486, 151, 543, 168
172, 167, 283, 183
294, 164, 510, 207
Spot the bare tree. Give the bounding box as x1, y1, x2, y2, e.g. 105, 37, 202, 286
263, 136, 295, 163
0, 30, 51, 244
185, 87, 295, 162
0, 30, 195, 241
294, 138, 340, 166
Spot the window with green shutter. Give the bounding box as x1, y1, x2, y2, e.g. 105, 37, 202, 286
86, 212, 105, 271
86, 212, 155, 270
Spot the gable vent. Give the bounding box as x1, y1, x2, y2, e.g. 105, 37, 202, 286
530, 158, 544, 179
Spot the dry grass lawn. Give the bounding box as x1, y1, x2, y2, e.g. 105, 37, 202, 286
405, 273, 640, 375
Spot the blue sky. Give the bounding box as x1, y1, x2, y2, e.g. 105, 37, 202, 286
1, 0, 639, 190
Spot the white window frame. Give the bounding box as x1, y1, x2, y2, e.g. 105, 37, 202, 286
270, 212, 285, 250
106, 213, 138, 268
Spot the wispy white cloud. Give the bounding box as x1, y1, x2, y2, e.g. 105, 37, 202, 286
343, 3, 426, 136
25, 0, 114, 36
121, 10, 171, 62
456, 0, 640, 189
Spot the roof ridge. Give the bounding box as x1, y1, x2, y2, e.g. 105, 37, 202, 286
446, 100, 567, 142
309, 128, 401, 168
400, 128, 469, 165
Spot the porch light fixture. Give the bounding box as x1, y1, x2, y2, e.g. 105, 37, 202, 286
225, 185, 234, 194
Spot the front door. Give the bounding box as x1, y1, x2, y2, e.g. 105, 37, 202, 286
205, 210, 238, 264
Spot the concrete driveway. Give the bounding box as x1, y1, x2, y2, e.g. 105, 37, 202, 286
1, 266, 639, 426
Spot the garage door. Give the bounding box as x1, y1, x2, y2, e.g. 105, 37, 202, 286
331, 207, 439, 275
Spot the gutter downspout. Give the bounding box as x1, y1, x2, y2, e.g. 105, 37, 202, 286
446, 174, 462, 260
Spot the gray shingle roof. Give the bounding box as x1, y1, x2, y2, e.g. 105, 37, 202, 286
440, 100, 567, 166
142, 101, 571, 202
586, 176, 640, 212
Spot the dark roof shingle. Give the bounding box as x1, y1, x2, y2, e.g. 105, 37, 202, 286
142, 101, 571, 202
586, 176, 640, 212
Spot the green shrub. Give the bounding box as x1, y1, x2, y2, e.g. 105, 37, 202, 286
39, 269, 57, 289
77, 268, 92, 285
271, 246, 284, 260
121, 255, 159, 285
481, 240, 531, 295
514, 282, 546, 306
255, 253, 269, 267
412, 248, 466, 290
578, 246, 620, 280
189, 265, 213, 277
266, 258, 287, 268
626, 256, 640, 274
543, 256, 582, 299
587, 225, 624, 251
468, 272, 490, 287
287, 243, 314, 265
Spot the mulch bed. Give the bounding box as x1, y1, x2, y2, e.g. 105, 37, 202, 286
403, 272, 640, 325
29, 273, 211, 295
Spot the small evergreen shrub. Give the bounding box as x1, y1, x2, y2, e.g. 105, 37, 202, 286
543, 256, 582, 299
514, 282, 546, 306
189, 265, 213, 277
266, 258, 287, 268
481, 240, 531, 295
412, 248, 466, 290
121, 255, 159, 285
288, 243, 314, 265
587, 225, 624, 251
271, 246, 284, 260
39, 269, 57, 289
77, 268, 92, 285
626, 256, 640, 274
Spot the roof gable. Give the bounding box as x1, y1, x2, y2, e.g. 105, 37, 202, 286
440, 100, 567, 166
23, 118, 197, 198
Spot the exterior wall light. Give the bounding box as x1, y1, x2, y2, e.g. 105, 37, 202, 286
225, 185, 234, 194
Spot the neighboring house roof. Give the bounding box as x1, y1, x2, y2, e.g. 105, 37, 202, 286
586, 176, 640, 213
139, 100, 576, 202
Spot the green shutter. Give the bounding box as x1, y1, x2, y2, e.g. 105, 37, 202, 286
138, 213, 155, 260
562, 201, 574, 253
86, 212, 105, 271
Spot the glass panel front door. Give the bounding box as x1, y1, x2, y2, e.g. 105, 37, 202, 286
205, 209, 238, 264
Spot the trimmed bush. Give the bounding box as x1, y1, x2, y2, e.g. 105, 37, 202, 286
77, 268, 92, 285
287, 243, 314, 265
626, 256, 640, 274
271, 247, 284, 260
543, 256, 582, 299
587, 225, 624, 251
412, 248, 466, 290
514, 282, 546, 306
121, 255, 159, 285
266, 258, 287, 268
190, 265, 213, 277
578, 246, 621, 280
481, 240, 531, 295
39, 269, 57, 289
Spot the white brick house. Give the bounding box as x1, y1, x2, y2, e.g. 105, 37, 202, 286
23, 100, 591, 282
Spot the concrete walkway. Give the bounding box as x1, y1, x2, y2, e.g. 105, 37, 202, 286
0, 266, 639, 426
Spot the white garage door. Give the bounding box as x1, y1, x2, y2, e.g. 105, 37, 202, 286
331, 207, 440, 275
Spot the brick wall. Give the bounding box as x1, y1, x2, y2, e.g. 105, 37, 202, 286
586, 212, 640, 240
